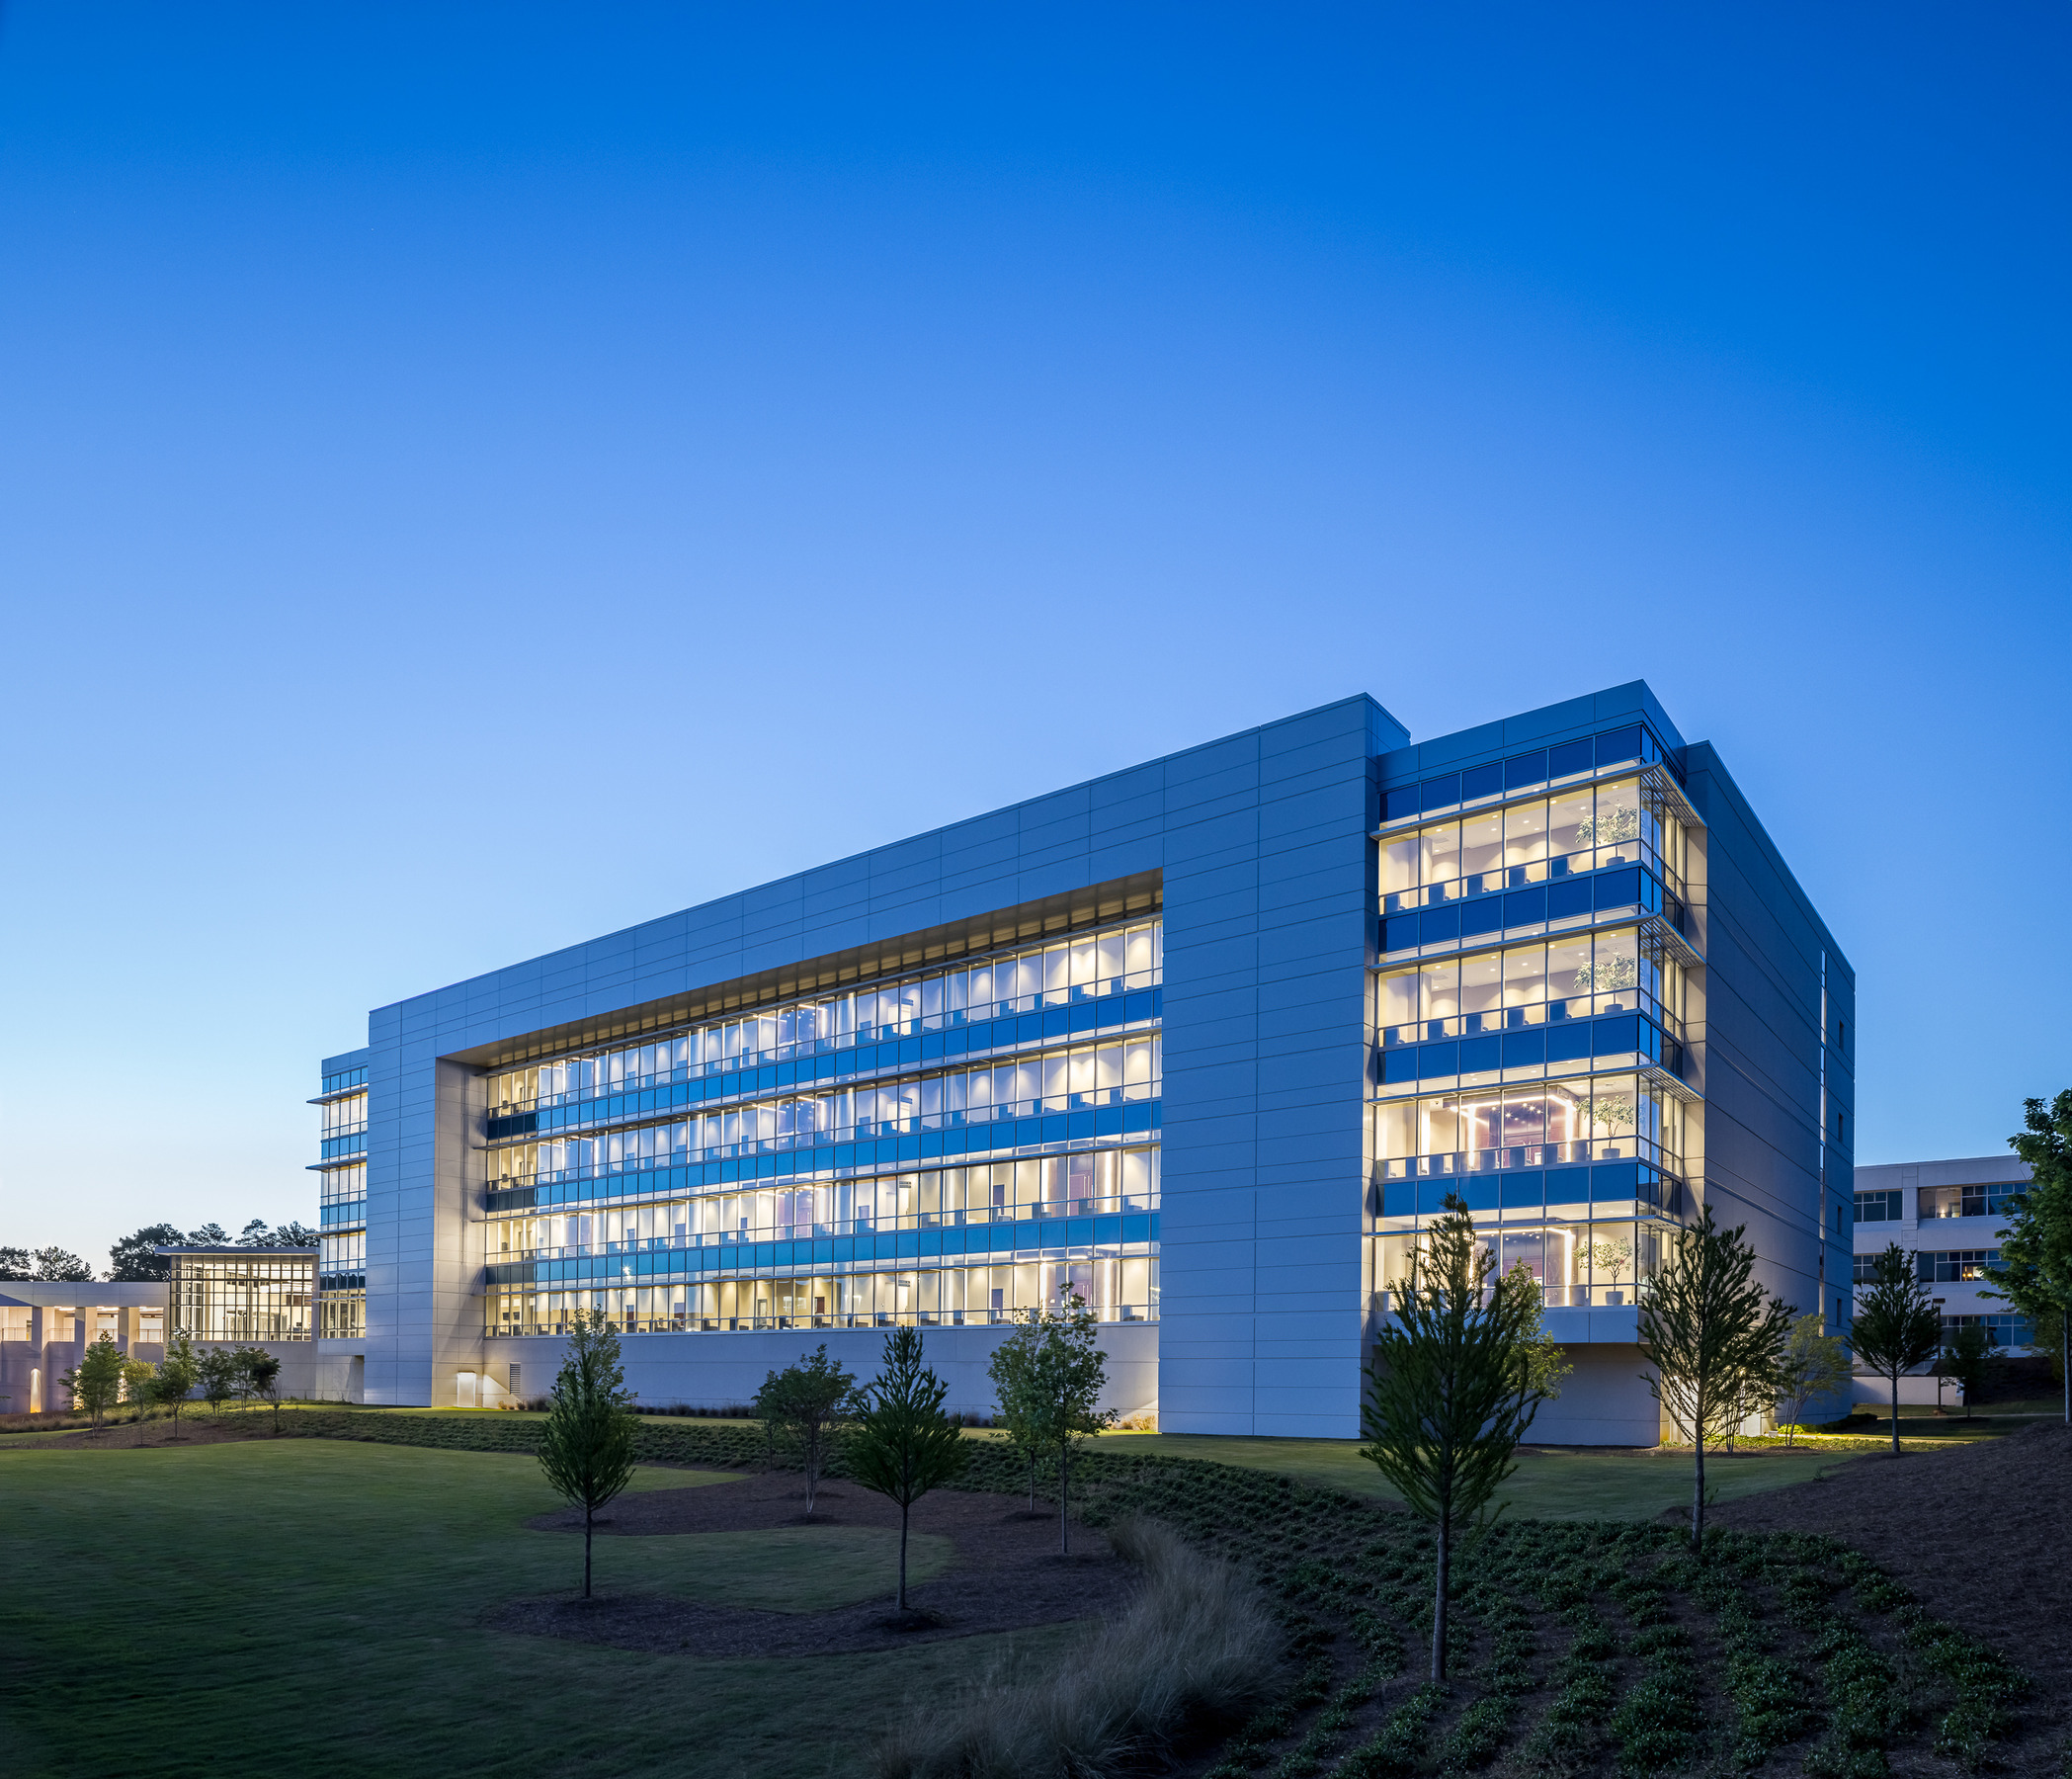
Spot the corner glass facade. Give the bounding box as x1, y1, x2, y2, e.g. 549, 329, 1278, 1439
1369, 721, 1702, 1318
168, 1251, 315, 1343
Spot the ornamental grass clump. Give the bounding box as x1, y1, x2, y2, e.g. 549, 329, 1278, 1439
870, 1517, 1283, 1779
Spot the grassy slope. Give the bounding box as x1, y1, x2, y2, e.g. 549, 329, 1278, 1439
0, 1441, 1028, 1779
1097, 1432, 1853, 1519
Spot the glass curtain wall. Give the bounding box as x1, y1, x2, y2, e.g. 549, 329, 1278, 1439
489, 919, 1163, 1116
488, 1253, 1159, 1337
170, 1253, 316, 1342
1380, 778, 1685, 911
486, 1034, 1160, 1187
1372, 1076, 1684, 1179
1377, 927, 1684, 1047
489, 1148, 1159, 1258
482, 916, 1163, 1339
1373, 1219, 1674, 1310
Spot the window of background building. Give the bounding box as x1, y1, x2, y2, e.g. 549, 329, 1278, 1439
1855, 1189, 1902, 1223
1919, 1182, 2020, 1221
1916, 1249, 2000, 1284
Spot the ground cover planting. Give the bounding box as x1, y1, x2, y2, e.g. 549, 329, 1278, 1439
7, 1409, 2057, 1776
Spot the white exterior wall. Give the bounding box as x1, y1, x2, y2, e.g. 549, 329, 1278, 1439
1854, 1154, 2032, 1356
475, 1320, 1158, 1421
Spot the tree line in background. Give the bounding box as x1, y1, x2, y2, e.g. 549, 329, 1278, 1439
0, 1219, 321, 1283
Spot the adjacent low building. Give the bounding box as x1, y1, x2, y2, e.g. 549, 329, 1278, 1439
1852, 1153, 2034, 1406
1, 1251, 325, 1416
0, 1283, 168, 1415
310, 683, 1856, 1442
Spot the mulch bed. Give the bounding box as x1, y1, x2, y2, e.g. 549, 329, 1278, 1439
1714, 1418, 2072, 1761
491, 1473, 1133, 1656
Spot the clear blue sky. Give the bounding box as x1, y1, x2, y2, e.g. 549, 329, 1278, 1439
2, 4, 2066, 1267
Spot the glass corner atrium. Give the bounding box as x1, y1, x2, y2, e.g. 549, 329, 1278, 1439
1368, 724, 1703, 1313
480, 915, 1165, 1339
168, 1250, 316, 1343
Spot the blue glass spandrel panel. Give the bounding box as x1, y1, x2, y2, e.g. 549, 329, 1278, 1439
1505, 750, 1547, 791
1383, 1180, 1417, 1218
1503, 887, 1546, 928
1596, 725, 1642, 768
1591, 1161, 1639, 1200
1461, 762, 1504, 802
1463, 1176, 1500, 1211
1593, 1016, 1640, 1057
1384, 785, 1421, 822
1421, 907, 1460, 946
1501, 1031, 1545, 1067
1594, 868, 1641, 911
1383, 914, 1421, 953
1382, 1049, 1420, 1085
1549, 738, 1594, 779
1545, 1024, 1592, 1064
1417, 1179, 1459, 1216
1500, 1173, 1545, 1208
1545, 1166, 1591, 1202
1421, 774, 1461, 813
1461, 899, 1504, 938
1418, 1043, 1459, 1077
1546, 880, 1592, 923
1459, 1036, 1501, 1074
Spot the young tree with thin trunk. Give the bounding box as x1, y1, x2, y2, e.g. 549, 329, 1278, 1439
1637, 1204, 1794, 1550
1937, 1322, 1997, 1420
986, 1309, 1049, 1514
1030, 1292, 1115, 1555
1774, 1312, 1852, 1443
752, 1344, 859, 1517
195, 1347, 243, 1421
1360, 1193, 1555, 1682
229, 1346, 274, 1416
1851, 1242, 1944, 1455
152, 1333, 201, 1438
538, 1310, 638, 1599
59, 1334, 126, 1431
849, 1324, 967, 1613
243, 1349, 285, 1433
1987, 1089, 2072, 1426
120, 1356, 157, 1415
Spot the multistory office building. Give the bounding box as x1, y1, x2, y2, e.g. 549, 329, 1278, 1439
1853, 1155, 2034, 1353
311, 684, 1854, 1441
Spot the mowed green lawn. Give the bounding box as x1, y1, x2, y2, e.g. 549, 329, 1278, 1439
1098, 1431, 1854, 1518
0, 1441, 1047, 1779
